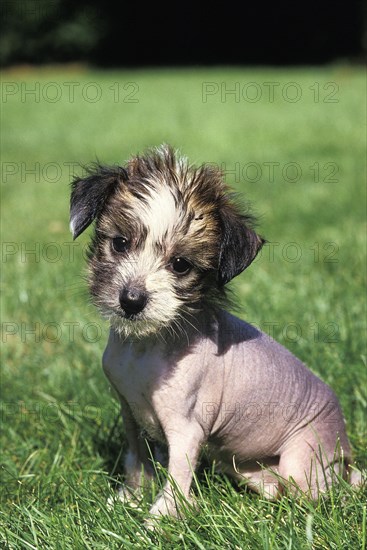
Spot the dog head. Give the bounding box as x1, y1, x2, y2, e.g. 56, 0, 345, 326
70, 145, 264, 337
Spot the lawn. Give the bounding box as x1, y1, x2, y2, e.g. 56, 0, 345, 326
1, 65, 366, 549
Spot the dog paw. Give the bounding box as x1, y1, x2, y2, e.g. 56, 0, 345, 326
149, 491, 178, 518
144, 516, 160, 532
107, 485, 143, 509
143, 494, 177, 533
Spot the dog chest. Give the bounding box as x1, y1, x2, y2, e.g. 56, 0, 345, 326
102, 338, 171, 440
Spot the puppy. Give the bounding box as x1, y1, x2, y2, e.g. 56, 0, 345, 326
70, 144, 360, 517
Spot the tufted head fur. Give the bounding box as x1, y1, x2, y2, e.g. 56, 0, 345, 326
70, 145, 264, 338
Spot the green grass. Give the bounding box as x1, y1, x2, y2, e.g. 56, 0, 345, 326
1, 65, 366, 549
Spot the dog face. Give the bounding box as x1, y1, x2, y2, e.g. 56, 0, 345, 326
70, 145, 264, 337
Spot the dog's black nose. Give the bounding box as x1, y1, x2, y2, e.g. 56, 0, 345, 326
119, 287, 148, 317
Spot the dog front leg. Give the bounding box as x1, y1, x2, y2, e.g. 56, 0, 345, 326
149, 421, 204, 518
116, 397, 155, 503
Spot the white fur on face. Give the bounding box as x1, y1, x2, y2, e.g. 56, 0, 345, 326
143, 184, 182, 243
114, 247, 182, 326
101, 190, 190, 338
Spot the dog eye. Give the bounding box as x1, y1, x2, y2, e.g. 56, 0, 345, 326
112, 237, 129, 253
171, 257, 192, 275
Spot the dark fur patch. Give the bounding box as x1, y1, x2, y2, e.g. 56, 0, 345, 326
218, 202, 265, 285
70, 163, 128, 239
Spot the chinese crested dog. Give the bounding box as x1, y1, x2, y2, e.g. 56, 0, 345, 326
70, 145, 360, 518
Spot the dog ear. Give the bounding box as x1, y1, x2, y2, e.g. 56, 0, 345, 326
70, 164, 128, 239
218, 205, 265, 286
